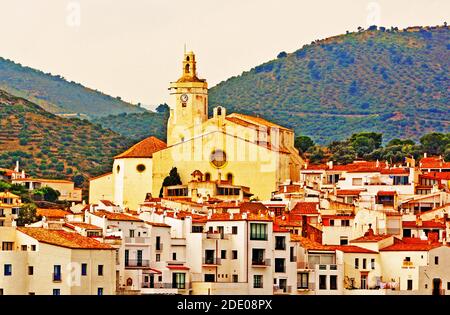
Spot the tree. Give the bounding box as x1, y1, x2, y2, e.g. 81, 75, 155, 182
350, 132, 382, 149
307, 146, 326, 164
328, 140, 356, 164
73, 174, 85, 187
156, 103, 170, 114
33, 187, 60, 203
351, 135, 376, 157
277, 51, 287, 58
420, 132, 449, 156
294, 136, 315, 154
159, 167, 182, 197
16, 203, 41, 226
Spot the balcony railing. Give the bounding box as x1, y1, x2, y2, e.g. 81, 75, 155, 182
125, 260, 150, 268
52, 273, 62, 282
297, 283, 315, 290
202, 257, 221, 265
273, 285, 292, 293
251, 259, 271, 267
141, 282, 191, 290
402, 260, 414, 268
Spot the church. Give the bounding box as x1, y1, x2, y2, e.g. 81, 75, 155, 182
89, 52, 304, 210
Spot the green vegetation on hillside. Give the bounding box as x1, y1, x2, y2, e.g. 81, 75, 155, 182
296, 131, 450, 164
209, 25, 450, 144
0, 57, 147, 118
0, 89, 132, 184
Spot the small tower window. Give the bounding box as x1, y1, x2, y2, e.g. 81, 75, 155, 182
227, 173, 233, 184
217, 107, 222, 116
205, 173, 211, 182
116, 165, 120, 173
136, 164, 146, 173
185, 64, 190, 74
186, 56, 190, 61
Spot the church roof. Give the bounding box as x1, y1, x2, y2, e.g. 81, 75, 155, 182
176, 75, 206, 83
115, 136, 167, 159
226, 113, 292, 131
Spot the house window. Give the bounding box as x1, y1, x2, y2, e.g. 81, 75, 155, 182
362, 258, 367, 269
330, 220, 335, 226
192, 226, 203, 233
98, 265, 104, 276
275, 258, 285, 273
298, 273, 309, 289
352, 178, 363, 186
252, 248, 265, 265
232, 275, 238, 283
81, 263, 87, 276
173, 273, 186, 289
31, 245, 36, 251
447, 282, 450, 290
98, 288, 103, 295
21, 245, 27, 251
4, 264, 12, 276
405, 257, 411, 262
371, 258, 375, 270
129, 230, 135, 237
342, 220, 350, 227
340, 237, 348, 245
172, 252, 177, 261
2, 242, 13, 251
53, 265, 62, 282
232, 226, 238, 235
221, 250, 227, 259
53, 289, 60, 296
435, 256, 439, 265
253, 275, 263, 288
355, 258, 359, 269
275, 236, 286, 250
250, 223, 267, 240
330, 275, 337, 290
28, 266, 34, 275
319, 275, 327, 290
290, 247, 295, 262
156, 254, 160, 262
232, 250, 238, 259
204, 274, 215, 282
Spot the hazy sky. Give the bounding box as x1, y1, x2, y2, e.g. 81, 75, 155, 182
0, 0, 448, 109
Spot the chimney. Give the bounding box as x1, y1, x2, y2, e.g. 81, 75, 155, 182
365, 223, 375, 237
230, 213, 234, 220
434, 215, 440, 223
376, 159, 380, 168
242, 212, 247, 220
424, 152, 427, 158
328, 161, 333, 169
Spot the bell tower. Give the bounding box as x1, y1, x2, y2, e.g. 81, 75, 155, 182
167, 51, 208, 146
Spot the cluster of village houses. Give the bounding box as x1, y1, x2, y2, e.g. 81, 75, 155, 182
0, 52, 449, 295
0, 154, 449, 295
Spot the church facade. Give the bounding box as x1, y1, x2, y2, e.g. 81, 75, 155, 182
89, 52, 304, 210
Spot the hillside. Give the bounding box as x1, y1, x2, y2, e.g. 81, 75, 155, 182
0, 57, 147, 118
209, 25, 450, 144
92, 111, 168, 142
0, 89, 132, 183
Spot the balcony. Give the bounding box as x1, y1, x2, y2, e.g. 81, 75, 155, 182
52, 273, 62, 282
124, 237, 151, 244
402, 260, 414, 268
273, 285, 292, 294
251, 259, 270, 267
202, 257, 221, 265
125, 260, 150, 268
297, 283, 315, 291
297, 262, 311, 270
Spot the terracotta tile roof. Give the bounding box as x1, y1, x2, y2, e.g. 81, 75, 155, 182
332, 245, 377, 253
92, 210, 143, 222
209, 212, 272, 222
17, 227, 113, 250
64, 222, 102, 230
239, 202, 268, 214
419, 156, 450, 169
402, 220, 445, 229
114, 136, 166, 159
275, 216, 302, 227
145, 221, 171, 228
336, 189, 365, 196
226, 113, 292, 131
0, 191, 20, 198
36, 208, 71, 218
380, 242, 442, 251
321, 215, 354, 220
420, 172, 450, 180
291, 236, 334, 251
351, 234, 392, 243
380, 168, 410, 175
100, 200, 116, 207
291, 202, 319, 215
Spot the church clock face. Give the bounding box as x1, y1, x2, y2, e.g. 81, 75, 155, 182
210, 149, 227, 169
180, 94, 189, 102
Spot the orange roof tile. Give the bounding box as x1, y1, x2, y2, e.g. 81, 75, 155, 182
332, 245, 377, 253
64, 222, 102, 230
145, 221, 171, 228
351, 234, 392, 243
291, 202, 319, 215
239, 202, 268, 214
336, 189, 365, 196
36, 208, 71, 218
380, 242, 442, 251
17, 227, 113, 250
114, 136, 166, 159
402, 220, 445, 229
92, 210, 143, 222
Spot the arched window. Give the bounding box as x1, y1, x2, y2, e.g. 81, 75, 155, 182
217, 107, 222, 116
185, 64, 190, 73
205, 173, 211, 182
227, 173, 233, 184
116, 165, 120, 173
186, 56, 190, 61
126, 278, 133, 286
